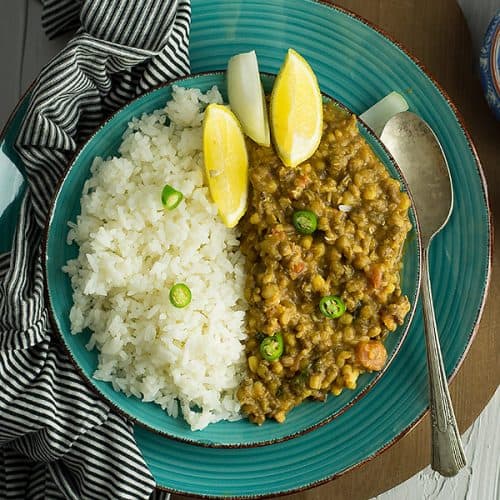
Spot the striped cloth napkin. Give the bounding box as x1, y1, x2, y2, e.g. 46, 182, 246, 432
0, 1, 190, 498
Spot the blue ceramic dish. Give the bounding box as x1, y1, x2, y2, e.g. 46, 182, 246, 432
44, 71, 421, 448
480, 11, 500, 120
0, 0, 491, 497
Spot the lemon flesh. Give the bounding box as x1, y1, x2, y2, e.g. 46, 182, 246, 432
227, 50, 270, 146
270, 48, 323, 167
202, 104, 248, 228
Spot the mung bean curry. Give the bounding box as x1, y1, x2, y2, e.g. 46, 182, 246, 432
237, 102, 412, 424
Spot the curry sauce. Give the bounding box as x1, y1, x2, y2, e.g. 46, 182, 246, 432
237, 102, 411, 424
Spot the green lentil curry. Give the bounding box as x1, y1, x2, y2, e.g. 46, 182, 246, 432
237, 102, 412, 424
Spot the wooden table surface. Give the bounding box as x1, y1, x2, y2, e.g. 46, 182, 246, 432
1, 1, 498, 499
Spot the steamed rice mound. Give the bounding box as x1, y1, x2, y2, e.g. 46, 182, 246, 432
63, 86, 248, 430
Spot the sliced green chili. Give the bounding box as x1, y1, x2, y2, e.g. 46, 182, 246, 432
161, 184, 183, 210
293, 210, 318, 235
319, 295, 346, 319
169, 283, 191, 308
259, 332, 284, 361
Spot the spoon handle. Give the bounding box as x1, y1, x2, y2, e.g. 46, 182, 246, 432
421, 245, 466, 476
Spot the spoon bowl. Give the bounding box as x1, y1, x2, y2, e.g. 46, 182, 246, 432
381, 112, 453, 243
381, 111, 466, 477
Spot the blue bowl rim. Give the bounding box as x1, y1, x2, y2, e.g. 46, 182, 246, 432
479, 10, 500, 117
42, 69, 422, 448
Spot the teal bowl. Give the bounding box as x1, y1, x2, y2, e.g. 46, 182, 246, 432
44, 72, 421, 447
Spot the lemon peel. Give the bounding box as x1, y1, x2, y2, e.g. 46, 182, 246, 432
270, 48, 323, 167
202, 103, 248, 228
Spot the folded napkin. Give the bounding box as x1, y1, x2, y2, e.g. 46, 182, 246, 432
0, 1, 190, 498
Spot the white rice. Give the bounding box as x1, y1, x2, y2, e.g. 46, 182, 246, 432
63, 86, 248, 431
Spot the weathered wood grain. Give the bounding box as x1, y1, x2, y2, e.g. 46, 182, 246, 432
374, 388, 499, 500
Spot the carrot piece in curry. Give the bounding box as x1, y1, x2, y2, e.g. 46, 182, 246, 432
355, 340, 388, 371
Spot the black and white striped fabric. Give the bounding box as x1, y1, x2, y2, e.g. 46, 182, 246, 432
0, 1, 191, 498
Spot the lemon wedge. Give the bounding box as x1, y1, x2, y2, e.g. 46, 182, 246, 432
202, 103, 248, 228
227, 50, 270, 146
270, 48, 323, 167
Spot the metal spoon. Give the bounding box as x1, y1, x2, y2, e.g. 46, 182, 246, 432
380, 111, 466, 477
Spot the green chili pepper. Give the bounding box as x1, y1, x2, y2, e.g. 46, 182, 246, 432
319, 295, 346, 319
161, 184, 183, 210
259, 332, 284, 361
293, 210, 318, 235
169, 283, 191, 308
